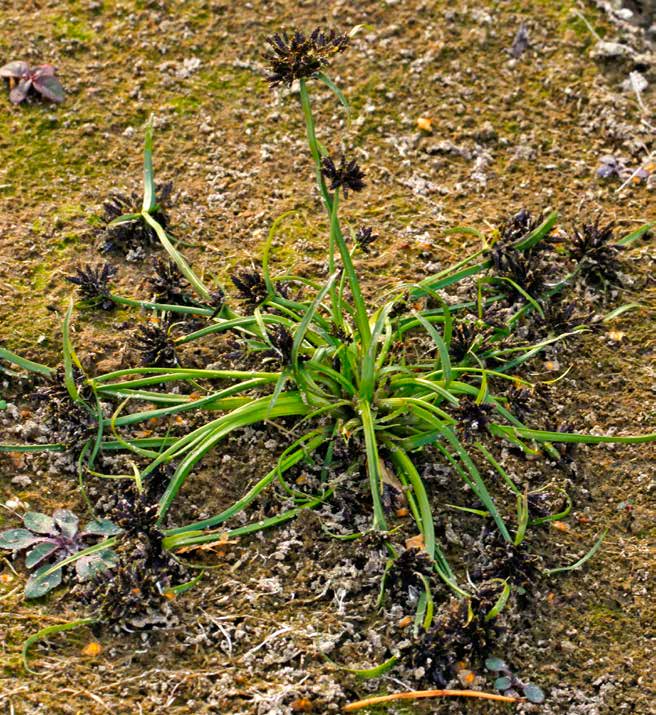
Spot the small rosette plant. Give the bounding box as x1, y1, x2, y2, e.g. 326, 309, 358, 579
0, 61, 64, 104
0, 510, 120, 598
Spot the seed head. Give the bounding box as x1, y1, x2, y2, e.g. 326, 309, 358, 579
231, 269, 268, 307
268, 325, 295, 365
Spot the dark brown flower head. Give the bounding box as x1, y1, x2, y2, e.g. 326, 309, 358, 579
147, 258, 191, 306
489, 209, 558, 299
531, 297, 592, 335
489, 242, 548, 299
268, 325, 295, 364
77, 481, 187, 626
570, 218, 622, 286
321, 155, 365, 197
207, 288, 226, 318
448, 315, 496, 363
101, 182, 173, 255
264, 28, 349, 87
66, 263, 117, 311
404, 594, 500, 687
33, 366, 96, 448
110, 485, 160, 539
131, 314, 178, 367
387, 547, 435, 600
231, 269, 268, 307
452, 396, 494, 442
470, 528, 542, 589
355, 226, 378, 253
499, 208, 540, 244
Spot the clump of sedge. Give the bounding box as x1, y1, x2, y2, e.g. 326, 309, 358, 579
0, 61, 64, 104
264, 28, 349, 87
34, 366, 96, 448
529, 296, 592, 337
489, 209, 551, 298
448, 315, 496, 364
149, 258, 225, 314
147, 258, 193, 306
267, 325, 295, 365
66, 263, 117, 311
405, 589, 501, 687
386, 547, 435, 601
452, 396, 494, 442
470, 528, 541, 590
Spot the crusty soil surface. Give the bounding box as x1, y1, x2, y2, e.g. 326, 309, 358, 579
1, 1, 654, 714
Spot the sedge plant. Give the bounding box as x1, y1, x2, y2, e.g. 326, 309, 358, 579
1, 26, 655, 670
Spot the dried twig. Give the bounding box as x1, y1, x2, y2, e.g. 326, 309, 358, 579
343, 689, 523, 711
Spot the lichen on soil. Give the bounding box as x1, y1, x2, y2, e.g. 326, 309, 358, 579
1, 1, 655, 714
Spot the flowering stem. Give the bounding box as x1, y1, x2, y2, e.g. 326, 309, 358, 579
299, 79, 342, 325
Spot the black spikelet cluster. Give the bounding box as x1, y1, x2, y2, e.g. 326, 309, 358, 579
448, 315, 496, 363
570, 219, 622, 287
264, 28, 349, 87
386, 547, 435, 601
321, 155, 365, 197
77, 481, 187, 626
268, 325, 295, 365
131, 314, 178, 367
101, 182, 173, 254
231, 270, 269, 307
405, 588, 501, 686
452, 396, 494, 442
355, 226, 378, 253
489, 209, 550, 298
34, 366, 96, 448
147, 258, 192, 306
470, 528, 541, 590
66, 263, 117, 311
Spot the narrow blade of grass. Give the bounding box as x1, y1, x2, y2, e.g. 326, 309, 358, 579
142, 118, 156, 212
23, 618, 97, 674
546, 529, 607, 575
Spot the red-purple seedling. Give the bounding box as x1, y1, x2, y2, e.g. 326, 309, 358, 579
0, 61, 64, 104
